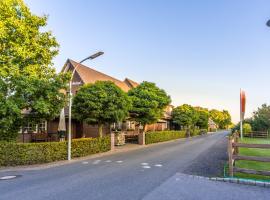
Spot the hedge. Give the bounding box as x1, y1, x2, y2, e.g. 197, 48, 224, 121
0, 136, 110, 166
145, 129, 208, 144
145, 131, 186, 144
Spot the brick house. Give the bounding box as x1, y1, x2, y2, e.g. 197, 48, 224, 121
19, 59, 172, 142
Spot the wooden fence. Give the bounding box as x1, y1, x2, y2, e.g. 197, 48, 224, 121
245, 131, 269, 138
228, 132, 270, 177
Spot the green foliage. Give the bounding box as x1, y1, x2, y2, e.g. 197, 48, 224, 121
0, 137, 110, 166
194, 107, 209, 129
145, 130, 186, 144
252, 104, 270, 131
209, 109, 232, 129
0, 0, 68, 141
243, 123, 252, 134
128, 81, 171, 129
172, 104, 198, 128
73, 81, 131, 137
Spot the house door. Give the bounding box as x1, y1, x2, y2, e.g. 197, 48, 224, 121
75, 122, 83, 138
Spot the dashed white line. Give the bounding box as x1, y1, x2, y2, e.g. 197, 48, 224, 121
0, 176, 17, 180
142, 166, 151, 169
141, 163, 149, 166
116, 160, 123, 163
154, 164, 163, 167
93, 160, 101, 164
82, 161, 89, 164
105, 160, 112, 163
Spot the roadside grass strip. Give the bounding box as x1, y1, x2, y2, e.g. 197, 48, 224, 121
235, 137, 270, 181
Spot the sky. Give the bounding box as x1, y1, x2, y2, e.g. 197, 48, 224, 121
24, 0, 270, 123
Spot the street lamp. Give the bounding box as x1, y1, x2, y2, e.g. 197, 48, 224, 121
67, 51, 104, 161
266, 20, 270, 27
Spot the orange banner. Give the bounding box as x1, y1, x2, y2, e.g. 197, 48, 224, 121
240, 90, 246, 119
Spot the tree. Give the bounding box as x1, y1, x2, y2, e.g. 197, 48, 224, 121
220, 110, 232, 129
194, 107, 209, 129
128, 81, 171, 130
72, 81, 131, 137
0, 0, 68, 141
209, 109, 232, 129
252, 104, 270, 131
172, 104, 198, 128
209, 109, 222, 128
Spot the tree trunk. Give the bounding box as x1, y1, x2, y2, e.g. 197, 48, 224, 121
98, 122, 103, 138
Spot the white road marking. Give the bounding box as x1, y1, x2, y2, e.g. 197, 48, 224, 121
142, 166, 151, 169
105, 160, 112, 163
141, 163, 149, 166
93, 160, 101, 164
116, 160, 123, 163
0, 176, 17, 180
154, 164, 163, 167
82, 161, 89, 164
175, 178, 180, 181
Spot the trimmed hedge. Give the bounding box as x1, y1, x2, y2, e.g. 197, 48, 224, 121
145, 129, 208, 144
0, 136, 110, 166
145, 131, 186, 144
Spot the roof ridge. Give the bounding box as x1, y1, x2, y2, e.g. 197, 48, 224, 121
69, 59, 126, 84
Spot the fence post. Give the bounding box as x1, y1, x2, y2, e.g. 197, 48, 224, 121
235, 132, 239, 156
139, 132, 145, 145
111, 132, 115, 151
228, 135, 234, 177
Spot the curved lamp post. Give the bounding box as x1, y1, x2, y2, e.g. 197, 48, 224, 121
266, 20, 270, 27
67, 51, 104, 161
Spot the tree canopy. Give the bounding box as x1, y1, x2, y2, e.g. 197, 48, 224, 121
72, 81, 131, 137
0, 0, 68, 141
209, 109, 231, 129
172, 104, 198, 128
194, 107, 209, 129
128, 81, 171, 129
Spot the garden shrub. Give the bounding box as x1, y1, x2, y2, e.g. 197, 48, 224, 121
145, 131, 186, 144
0, 136, 110, 166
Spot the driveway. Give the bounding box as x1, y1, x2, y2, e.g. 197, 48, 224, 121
0, 131, 268, 200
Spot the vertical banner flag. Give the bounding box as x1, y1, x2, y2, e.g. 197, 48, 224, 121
240, 90, 246, 121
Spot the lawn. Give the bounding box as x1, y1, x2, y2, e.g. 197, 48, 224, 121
234, 137, 270, 181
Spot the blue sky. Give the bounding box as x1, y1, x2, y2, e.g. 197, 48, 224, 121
24, 0, 270, 123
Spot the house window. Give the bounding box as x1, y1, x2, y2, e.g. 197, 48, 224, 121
38, 121, 47, 133
23, 122, 37, 133
21, 120, 47, 133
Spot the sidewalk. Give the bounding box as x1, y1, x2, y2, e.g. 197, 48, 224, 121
143, 173, 270, 200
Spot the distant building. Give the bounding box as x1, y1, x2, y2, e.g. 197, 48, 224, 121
208, 118, 217, 131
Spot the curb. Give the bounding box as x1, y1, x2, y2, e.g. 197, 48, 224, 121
209, 177, 270, 188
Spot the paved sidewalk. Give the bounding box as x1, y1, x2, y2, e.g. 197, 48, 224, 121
143, 173, 270, 200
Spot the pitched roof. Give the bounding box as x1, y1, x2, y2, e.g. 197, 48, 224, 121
63, 59, 139, 92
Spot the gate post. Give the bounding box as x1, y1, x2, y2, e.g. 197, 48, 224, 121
111, 132, 115, 151
139, 132, 145, 145
228, 135, 234, 177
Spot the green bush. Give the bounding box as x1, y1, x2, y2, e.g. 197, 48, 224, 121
190, 129, 200, 136
145, 131, 186, 144
0, 136, 110, 166
243, 123, 252, 134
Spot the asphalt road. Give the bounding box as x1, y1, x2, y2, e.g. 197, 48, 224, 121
0, 131, 269, 200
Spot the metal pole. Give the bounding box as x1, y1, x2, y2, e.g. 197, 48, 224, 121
240, 88, 243, 139
67, 51, 104, 161
68, 80, 72, 161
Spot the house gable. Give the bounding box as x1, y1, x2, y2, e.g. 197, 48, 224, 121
61, 59, 138, 92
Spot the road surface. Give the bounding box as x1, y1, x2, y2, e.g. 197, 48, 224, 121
0, 131, 269, 200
